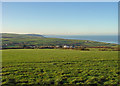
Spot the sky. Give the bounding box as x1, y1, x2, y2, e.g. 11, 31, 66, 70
1, 0, 120, 2
2, 2, 118, 35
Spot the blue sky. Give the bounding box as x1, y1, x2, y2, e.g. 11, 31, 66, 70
2, 2, 118, 35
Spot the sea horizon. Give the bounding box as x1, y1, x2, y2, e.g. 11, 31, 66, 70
44, 35, 118, 44
1, 33, 118, 44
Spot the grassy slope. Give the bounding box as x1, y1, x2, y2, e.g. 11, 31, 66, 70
2, 49, 119, 85
2, 33, 117, 47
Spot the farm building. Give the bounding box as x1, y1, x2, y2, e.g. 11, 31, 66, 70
63, 45, 70, 48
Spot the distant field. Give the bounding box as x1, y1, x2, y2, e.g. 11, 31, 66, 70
2, 33, 117, 48
2, 49, 119, 85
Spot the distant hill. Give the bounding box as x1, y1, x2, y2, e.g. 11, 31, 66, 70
2, 33, 44, 38
2, 33, 117, 48
26, 34, 44, 37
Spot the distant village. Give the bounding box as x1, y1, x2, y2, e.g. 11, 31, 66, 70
1, 33, 119, 51
1, 43, 119, 51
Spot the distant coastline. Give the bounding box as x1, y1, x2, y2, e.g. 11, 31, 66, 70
44, 35, 118, 44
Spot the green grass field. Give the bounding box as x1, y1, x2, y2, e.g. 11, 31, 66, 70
2, 49, 119, 85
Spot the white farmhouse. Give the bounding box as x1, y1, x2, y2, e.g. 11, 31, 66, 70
63, 45, 70, 48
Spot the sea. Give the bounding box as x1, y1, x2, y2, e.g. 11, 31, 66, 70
44, 35, 118, 44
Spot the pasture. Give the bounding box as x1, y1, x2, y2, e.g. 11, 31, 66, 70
1, 49, 119, 85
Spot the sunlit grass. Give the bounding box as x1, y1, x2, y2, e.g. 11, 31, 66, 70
2, 49, 119, 85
